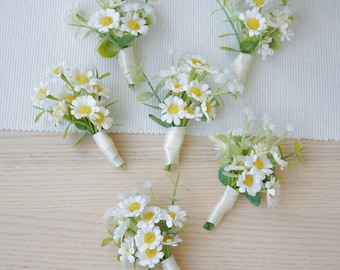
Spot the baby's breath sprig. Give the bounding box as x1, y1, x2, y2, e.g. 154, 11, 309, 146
67, 0, 156, 88
204, 108, 303, 231
32, 62, 125, 169
136, 53, 244, 171
102, 175, 187, 269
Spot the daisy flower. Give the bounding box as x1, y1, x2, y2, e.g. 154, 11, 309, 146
113, 218, 130, 242
165, 204, 187, 228
186, 80, 211, 102
137, 206, 163, 229
48, 101, 66, 127
246, 0, 270, 8
46, 61, 68, 79
118, 236, 136, 267
135, 225, 163, 252
33, 81, 49, 104
71, 69, 97, 92
239, 8, 267, 37
161, 233, 183, 247
159, 96, 186, 126
136, 244, 164, 268
70, 95, 99, 119
245, 151, 273, 180
265, 177, 281, 208
224, 155, 246, 172
90, 106, 113, 130
119, 195, 149, 218
185, 55, 208, 69
201, 98, 217, 122
121, 12, 148, 36
182, 105, 203, 121
88, 9, 120, 33
236, 171, 262, 196
90, 81, 111, 98
270, 146, 288, 170
164, 76, 188, 93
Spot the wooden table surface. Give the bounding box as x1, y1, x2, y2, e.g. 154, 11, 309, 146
1, 131, 339, 270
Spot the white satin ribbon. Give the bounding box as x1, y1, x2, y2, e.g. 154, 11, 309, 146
163, 126, 186, 169
118, 47, 139, 87
161, 255, 181, 270
92, 130, 124, 168
230, 52, 253, 84
206, 185, 239, 226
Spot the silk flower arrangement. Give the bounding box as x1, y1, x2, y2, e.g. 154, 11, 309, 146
33, 62, 124, 169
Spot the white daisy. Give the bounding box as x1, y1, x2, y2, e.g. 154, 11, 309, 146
224, 155, 246, 172
137, 206, 163, 229
118, 236, 136, 267
71, 69, 97, 92
159, 96, 186, 126
253, 142, 269, 155
33, 81, 49, 104
265, 177, 281, 208
246, 0, 270, 8
201, 98, 217, 122
88, 9, 120, 33
121, 12, 148, 36
71, 95, 99, 119
270, 146, 288, 170
165, 204, 187, 228
136, 244, 164, 268
90, 81, 111, 98
135, 225, 163, 252
164, 76, 188, 93
182, 105, 203, 121
257, 38, 275, 60
119, 195, 148, 218
161, 232, 182, 247
239, 8, 267, 36
186, 80, 211, 102
159, 66, 178, 78
185, 55, 208, 69
48, 101, 66, 127
236, 171, 262, 196
245, 151, 273, 180
90, 106, 113, 130
46, 61, 68, 79
113, 218, 130, 242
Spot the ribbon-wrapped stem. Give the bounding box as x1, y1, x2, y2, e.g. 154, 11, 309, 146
92, 130, 125, 169
163, 126, 186, 171
118, 47, 140, 88
161, 255, 181, 270
230, 52, 253, 85
203, 185, 239, 231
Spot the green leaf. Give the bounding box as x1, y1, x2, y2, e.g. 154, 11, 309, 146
118, 34, 136, 49
218, 33, 235, 38
243, 192, 261, 206
294, 139, 304, 152
148, 114, 170, 128
218, 167, 233, 186
143, 103, 162, 110
73, 131, 88, 146
83, 29, 94, 39
220, 46, 239, 52
133, 74, 146, 84
269, 37, 280, 51
136, 91, 154, 102
99, 72, 111, 79
101, 237, 113, 247
97, 39, 120, 58
240, 36, 260, 54
34, 111, 45, 123
75, 123, 88, 131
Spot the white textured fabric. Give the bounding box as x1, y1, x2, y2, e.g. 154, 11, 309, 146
0, 0, 339, 140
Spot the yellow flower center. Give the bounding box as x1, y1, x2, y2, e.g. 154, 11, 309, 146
143, 232, 156, 244
95, 112, 105, 124
254, 158, 264, 169
65, 94, 75, 102
185, 106, 194, 115
190, 87, 202, 97
191, 58, 203, 65
76, 74, 89, 85
168, 211, 176, 220
236, 161, 244, 167
168, 104, 179, 114
125, 247, 130, 253
254, 0, 265, 6
174, 83, 181, 89
128, 20, 140, 31
37, 88, 46, 100
79, 105, 92, 115
53, 65, 61, 76
94, 85, 103, 94
143, 212, 155, 222
163, 235, 174, 242
243, 175, 254, 187
205, 101, 211, 113
101, 16, 113, 26
128, 202, 140, 212
247, 18, 260, 30
145, 248, 157, 259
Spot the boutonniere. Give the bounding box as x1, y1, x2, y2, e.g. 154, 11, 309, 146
33, 62, 124, 169
137, 53, 244, 171
67, 0, 155, 88
102, 175, 187, 270
215, 0, 294, 84
204, 108, 303, 231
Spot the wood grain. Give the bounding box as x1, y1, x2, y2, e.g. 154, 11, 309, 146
1, 131, 339, 270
